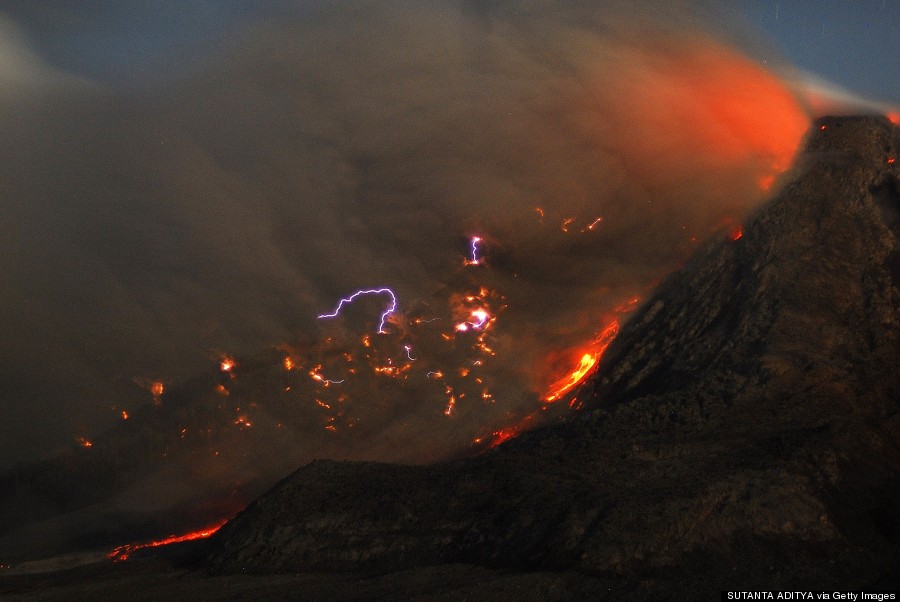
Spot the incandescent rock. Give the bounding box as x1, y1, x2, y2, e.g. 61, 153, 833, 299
205, 117, 900, 595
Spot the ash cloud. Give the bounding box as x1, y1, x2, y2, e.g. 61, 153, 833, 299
0, 0, 812, 545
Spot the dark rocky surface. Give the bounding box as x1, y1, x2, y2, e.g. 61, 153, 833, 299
202, 116, 900, 596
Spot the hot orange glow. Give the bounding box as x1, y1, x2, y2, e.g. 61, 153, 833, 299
730, 227, 744, 241
150, 381, 164, 404
610, 35, 808, 198
758, 174, 776, 192
444, 395, 456, 416
219, 356, 235, 372
475, 411, 540, 449
283, 356, 294, 371
888, 112, 900, 126
77, 437, 93, 448
614, 296, 641, 313
889, 157, 896, 165
544, 319, 620, 403
107, 519, 228, 562
487, 426, 519, 447
121, 411, 129, 420
545, 353, 597, 403
584, 216, 604, 231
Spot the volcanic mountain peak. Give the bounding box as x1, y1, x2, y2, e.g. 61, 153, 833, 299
587, 115, 900, 417
203, 116, 899, 596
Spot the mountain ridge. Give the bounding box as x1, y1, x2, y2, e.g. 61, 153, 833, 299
203, 116, 900, 596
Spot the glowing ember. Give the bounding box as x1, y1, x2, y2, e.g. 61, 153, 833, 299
318, 288, 398, 334
583, 216, 604, 231
477, 412, 539, 449
219, 356, 236, 372
488, 427, 518, 447
444, 395, 456, 416
730, 227, 744, 241
455, 308, 492, 332
888, 112, 900, 126
150, 381, 164, 405
77, 437, 93, 448
283, 356, 295, 371
107, 520, 228, 562
615, 296, 642, 313
121, 411, 129, 420
309, 365, 344, 386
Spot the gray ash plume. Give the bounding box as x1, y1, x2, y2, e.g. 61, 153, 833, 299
203, 116, 900, 595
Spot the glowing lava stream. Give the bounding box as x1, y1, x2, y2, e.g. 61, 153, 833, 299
544, 319, 620, 403
107, 519, 228, 562
475, 319, 622, 449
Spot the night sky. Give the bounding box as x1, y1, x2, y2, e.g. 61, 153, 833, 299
0, 1, 896, 528
3, 1, 898, 102
737, 0, 899, 103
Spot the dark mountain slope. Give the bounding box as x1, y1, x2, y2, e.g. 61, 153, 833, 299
204, 116, 900, 595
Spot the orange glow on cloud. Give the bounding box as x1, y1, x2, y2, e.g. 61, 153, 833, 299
758, 174, 776, 192
604, 35, 809, 201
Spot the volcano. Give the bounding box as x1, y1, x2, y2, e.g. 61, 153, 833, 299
200, 116, 899, 595
2, 116, 898, 599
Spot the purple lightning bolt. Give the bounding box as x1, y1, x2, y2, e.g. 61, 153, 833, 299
318, 288, 398, 334
464, 236, 483, 266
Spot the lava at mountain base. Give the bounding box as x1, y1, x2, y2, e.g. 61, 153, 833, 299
107, 520, 228, 563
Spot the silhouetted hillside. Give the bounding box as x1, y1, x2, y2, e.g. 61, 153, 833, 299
205, 116, 900, 598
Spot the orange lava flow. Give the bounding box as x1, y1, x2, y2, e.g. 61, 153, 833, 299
544, 319, 620, 403
107, 519, 228, 562
544, 353, 598, 403
487, 426, 522, 448
479, 412, 539, 449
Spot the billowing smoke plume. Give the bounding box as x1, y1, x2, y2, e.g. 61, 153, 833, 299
0, 1, 815, 554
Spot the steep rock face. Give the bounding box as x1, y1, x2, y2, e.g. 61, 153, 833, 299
205, 117, 900, 592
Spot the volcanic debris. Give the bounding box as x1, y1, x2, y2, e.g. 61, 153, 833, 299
203, 116, 900, 596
